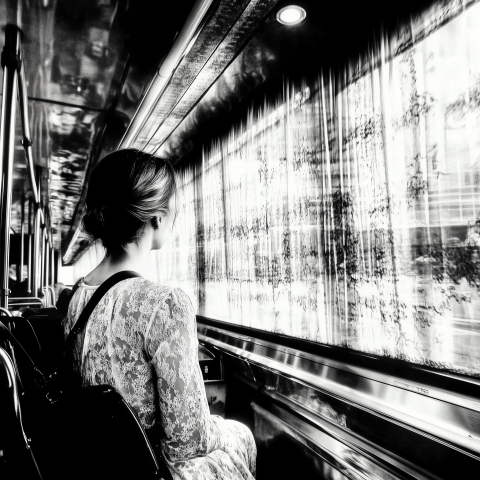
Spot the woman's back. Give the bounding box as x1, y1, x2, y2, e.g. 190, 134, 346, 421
69, 149, 256, 478
63, 277, 256, 480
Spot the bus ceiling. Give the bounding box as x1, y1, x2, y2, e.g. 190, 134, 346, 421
0, 0, 439, 271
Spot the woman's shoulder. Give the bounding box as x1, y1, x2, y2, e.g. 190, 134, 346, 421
107, 276, 167, 295
132, 278, 189, 298
117, 278, 194, 310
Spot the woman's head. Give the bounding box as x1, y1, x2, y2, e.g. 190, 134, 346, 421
83, 149, 177, 255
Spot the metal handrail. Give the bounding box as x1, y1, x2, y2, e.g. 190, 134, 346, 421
40, 288, 48, 307
18, 42, 44, 221
8, 296, 43, 310
41, 287, 53, 307
47, 285, 56, 306
1, 24, 53, 310
8, 303, 44, 309
27, 199, 32, 295
0, 25, 20, 309
19, 194, 24, 283
33, 202, 40, 296
0, 306, 12, 316
8, 296, 43, 302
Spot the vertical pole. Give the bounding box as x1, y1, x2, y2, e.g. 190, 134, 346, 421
27, 197, 32, 295
0, 26, 20, 309
45, 239, 49, 299
50, 239, 55, 305
19, 194, 24, 284
32, 202, 40, 297
55, 250, 59, 284
40, 224, 45, 293
50, 241, 54, 285
47, 237, 50, 286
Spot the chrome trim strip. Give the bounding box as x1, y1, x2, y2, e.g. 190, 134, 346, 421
118, 0, 216, 149
257, 388, 440, 480
199, 323, 480, 403
198, 325, 480, 457
252, 402, 371, 480
251, 401, 432, 480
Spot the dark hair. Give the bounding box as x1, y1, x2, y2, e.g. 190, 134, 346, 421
82, 149, 177, 254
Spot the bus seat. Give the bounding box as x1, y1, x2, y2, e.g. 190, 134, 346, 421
0, 320, 172, 480
0, 347, 43, 479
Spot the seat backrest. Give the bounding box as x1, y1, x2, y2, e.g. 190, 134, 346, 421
34, 385, 171, 480
0, 347, 42, 480
15, 312, 65, 375
1, 321, 172, 480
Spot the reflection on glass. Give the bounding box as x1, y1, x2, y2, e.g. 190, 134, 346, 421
153, 2, 480, 377
49, 1, 119, 107
45, 1, 124, 249
49, 104, 100, 238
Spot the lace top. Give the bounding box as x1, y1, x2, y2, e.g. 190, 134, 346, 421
63, 277, 256, 479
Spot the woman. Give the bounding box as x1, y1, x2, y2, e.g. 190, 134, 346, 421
62, 149, 256, 480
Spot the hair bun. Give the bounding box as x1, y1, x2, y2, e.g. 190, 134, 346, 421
82, 207, 108, 242
83, 205, 138, 251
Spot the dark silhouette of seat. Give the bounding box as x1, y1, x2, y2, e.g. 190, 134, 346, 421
33, 385, 167, 480
14, 311, 65, 375
0, 320, 172, 480
0, 345, 43, 479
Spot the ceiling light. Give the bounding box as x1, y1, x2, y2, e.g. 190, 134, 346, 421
276, 5, 306, 25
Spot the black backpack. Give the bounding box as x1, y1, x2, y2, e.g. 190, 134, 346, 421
0, 271, 173, 480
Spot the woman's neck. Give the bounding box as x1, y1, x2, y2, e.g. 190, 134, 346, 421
84, 242, 151, 285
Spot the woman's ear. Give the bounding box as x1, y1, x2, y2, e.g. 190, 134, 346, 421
151, 216, 161, 230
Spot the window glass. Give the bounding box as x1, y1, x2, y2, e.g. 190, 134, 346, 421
154, 1, 480, 377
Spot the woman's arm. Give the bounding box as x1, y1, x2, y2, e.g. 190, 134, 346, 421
146, 288, 221, 463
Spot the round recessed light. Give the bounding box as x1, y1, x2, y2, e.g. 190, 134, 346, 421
276, 5, 306, 25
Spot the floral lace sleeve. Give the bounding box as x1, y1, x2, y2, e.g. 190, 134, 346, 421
145, 287, 222, 463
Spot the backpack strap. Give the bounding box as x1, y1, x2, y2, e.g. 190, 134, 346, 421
65, 271, 142, 349
69, 277, 82, 299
